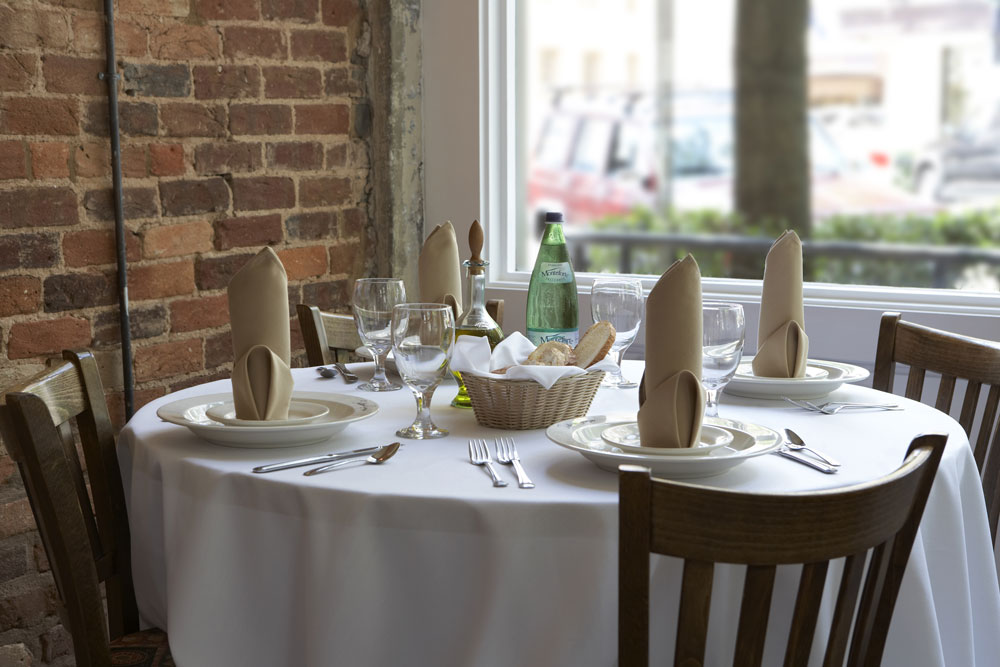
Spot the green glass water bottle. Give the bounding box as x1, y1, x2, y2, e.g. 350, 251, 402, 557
526, 211, 579, 346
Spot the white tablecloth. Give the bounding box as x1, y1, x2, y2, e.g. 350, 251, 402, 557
118, 362, 1000, 667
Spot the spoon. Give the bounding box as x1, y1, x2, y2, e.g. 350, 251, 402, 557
784, 429, 840, 468
303, 442, 400, 476
334, 362, 359, 384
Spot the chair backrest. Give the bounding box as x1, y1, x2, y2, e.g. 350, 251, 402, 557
873, 311, 1000, 542
0, 350, 138, 667
296, 304, 364, 366
619, 433, 946, 667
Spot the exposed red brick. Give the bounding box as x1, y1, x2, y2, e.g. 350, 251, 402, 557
74, 141, 111, 178
194, 142, 262, 175
150, 23, 221, 60
263, 0, 318, 21
0, 276, 41, 316
83, 187, 158, 222
83, 100, 159, 137
324, 65, 364, 97
263, 66, 322, 99
295, 104, 349, 135
214, 214, 283, 250
195, 0, 260, 20
170, 293, 230, 333
159, 178, 230, 216
161, 103, 227, 138
0, 141, 27, 180
325, 142, 348, 168
266, 142, 323, 170
30, 142, 70, 179
42, 55, 105, 95
196, 253, 254, 290
204, 329, 233, 367
299, 175, 351, 207
329, 240, 363, 275
0, 54, 37, 92
122, 63, 191, 98
0, 6, 72, 51
143, 221, 214, 258
286, 210, 336, 240
278, 245, 327, 280
44, 272, 115, 311
119, 0, 190, 18
63, 229, 142, 268
73, 15, 147, 57
291, 29, 346, 62
302, 279, 349, 311
321, 0, 361, 27
230, 104, 293, 135
342, 207, 366, 236
231, 176, 295, 211
134, 338, 204, 382
122, 144, 148, 178
130, 260, 196, 300
193, 65, 260, 100
8, 317, 91, 359
0, 187, 78, 228
150, 143, 184, 176
107, 387, 166, 430
223, 26, 286, 59
0, 499, 35, 539
1, 97, 79, 136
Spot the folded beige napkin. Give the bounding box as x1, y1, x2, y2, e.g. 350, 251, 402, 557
228, 247, 293, 420
637, 254, 705, 449
419, 221, 463, 319
753, 230, 809, 378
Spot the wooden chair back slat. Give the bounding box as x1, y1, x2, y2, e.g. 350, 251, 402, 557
485, 299, 504, 328
734, 565, 775, 667
873, 312, 1000, 547
296, 304, 363, 366
675, 560, 713, 666
822, 552, 865, 667
618, 434, 946, 667
935, 374, 956, 413
784, 561, 829, 667
0, 350, 138, 666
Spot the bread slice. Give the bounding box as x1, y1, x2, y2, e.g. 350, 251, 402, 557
526, 341, 577, 366
574, 321, 616, 368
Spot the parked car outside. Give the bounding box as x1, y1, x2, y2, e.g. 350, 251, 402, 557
910, 103, 1000, 204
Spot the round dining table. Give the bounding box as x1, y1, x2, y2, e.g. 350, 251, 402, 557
118, 361, 1000, 667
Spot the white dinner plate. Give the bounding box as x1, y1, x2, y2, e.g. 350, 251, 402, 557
205, 400, 330, 427
156, 391, 379, 449
723, 358, 869, 400
547, 414, 782, 479
599, 422, 735, 455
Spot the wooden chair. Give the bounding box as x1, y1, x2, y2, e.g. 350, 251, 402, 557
0, 350, 172, 667
874, 312, 1000, 543
619, 433, 946, 667
297, 300, 504, 367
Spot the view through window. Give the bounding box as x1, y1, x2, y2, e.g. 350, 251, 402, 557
515, 0, 1000, 293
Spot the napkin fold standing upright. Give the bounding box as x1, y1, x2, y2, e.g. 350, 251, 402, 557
418, 222, 463, 319
753, 230, 809, 378
228, 247, 293, 420
637, 255, 705, 449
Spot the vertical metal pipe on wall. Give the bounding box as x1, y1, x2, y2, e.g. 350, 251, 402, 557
101, 0, 135, 420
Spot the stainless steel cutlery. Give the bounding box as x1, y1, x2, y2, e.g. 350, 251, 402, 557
315, 363, 359, 384
253, 443, 394, 473
495, 437, 534, 488
304, 442, 399, 476
469, 438, 508, 487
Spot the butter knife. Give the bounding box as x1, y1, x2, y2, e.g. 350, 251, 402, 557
777, 446, 838, 474
252, 445, 384, 473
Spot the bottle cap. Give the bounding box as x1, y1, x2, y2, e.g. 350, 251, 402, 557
544, 211, 564, 223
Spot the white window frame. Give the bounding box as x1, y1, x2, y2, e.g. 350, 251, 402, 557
422, 0, 1000, 367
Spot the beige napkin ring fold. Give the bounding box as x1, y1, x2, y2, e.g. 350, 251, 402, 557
636, 369, 705, 449
752, 320, 809, 378
232, 344, 294, 421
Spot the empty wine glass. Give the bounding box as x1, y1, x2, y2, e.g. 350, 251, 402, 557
353, 278, 406, 392
702, 302, 746, 417
391, 303, 455, 439
590, 278, 644, 388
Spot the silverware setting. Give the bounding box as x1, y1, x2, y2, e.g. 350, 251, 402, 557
252, 443, 393, 473
495, 437, 534, 488
304, 442, 400, 476
784, 429, 840, 468
777, 446, 838, 474
775, 428, 838, 473
783, 397, 901, 414
315, 363, 360, 384
468, 438, 508, 487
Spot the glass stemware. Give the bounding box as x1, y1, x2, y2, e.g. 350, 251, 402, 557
702, 302, 746, 417
590, 278, 644, 388
353, 278, 406, 392
391, 303, 455, 439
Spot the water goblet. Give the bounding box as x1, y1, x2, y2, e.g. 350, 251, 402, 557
391, 303, 455, 439
702, 302, 746, 417
353, 278, 406, 392
590, 278, 644, 388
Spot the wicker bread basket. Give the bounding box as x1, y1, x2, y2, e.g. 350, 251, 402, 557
461, 370, 604, 430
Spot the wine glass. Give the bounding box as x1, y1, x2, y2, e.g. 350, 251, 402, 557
590, 278, 644, 388
391, 303, 455, 439
353, 278, 406, 392
702, 302, 746, 417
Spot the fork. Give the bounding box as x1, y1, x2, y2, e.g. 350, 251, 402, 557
468, 439, 508, 487
783, 397, 900, 414
494, 437, 535, 489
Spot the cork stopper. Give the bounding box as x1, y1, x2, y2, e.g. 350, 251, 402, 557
467, 219, 485, 274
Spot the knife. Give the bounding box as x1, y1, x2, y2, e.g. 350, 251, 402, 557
777, 446, 838, 474
252, 445, 383, 473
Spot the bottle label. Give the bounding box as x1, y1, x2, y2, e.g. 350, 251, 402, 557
527, 328, 579, 347
537, 262, 573, 284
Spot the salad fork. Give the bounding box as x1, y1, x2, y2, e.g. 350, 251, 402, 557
494, 437, 535, 489
468, 439, 507, 487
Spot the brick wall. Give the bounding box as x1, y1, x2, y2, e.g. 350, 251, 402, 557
0, 0, 373, 662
